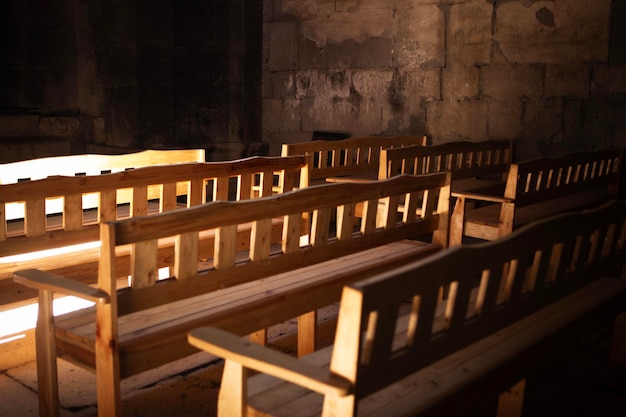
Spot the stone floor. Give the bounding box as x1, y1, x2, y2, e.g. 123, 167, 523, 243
1, 309, 626, 417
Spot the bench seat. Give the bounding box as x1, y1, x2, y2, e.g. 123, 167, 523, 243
52, 239, 440, 377
462, 188, 611, 241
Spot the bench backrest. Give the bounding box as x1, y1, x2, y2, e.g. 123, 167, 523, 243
0, 148, 206, 184
504, 149, 622, 206
0, 156, 307, 279
281, 135, 427, 184
379, 140, 513, 180
332, 200, 625, 402
100, 173, 450, 319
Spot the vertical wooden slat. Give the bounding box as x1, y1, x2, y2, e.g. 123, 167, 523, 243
132, 185, 148, 217
215, 225, 238, 269
237, 174, 252, 200
250, 219, 272, 261
99, 189, 117, 222
336, 203, 355, 240
25, 198, 46, 236
213, 176, 230, 202
283, 213, 302, 253
0, 202, 6, 240
161, 182, 178, 212
130, 239, 158, 288
63, 193, 83, 231
310, 208, 331, 247
187, 177, 204, 207
360, 200, 378, 235
260, 171, 274, 197
175, 231, 199, 280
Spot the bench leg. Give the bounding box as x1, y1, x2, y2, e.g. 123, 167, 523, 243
610, 311, 626, 366
95, 304, 121, 417
218, 360, 247, 417
497, 379, 525, 417
298, 311, 317, 357
449, 197, 466, 246
249, 329, 267, 346
36, 290, 60, 417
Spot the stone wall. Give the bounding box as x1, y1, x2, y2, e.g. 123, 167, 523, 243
0, 0, 264, 163
263, 0, 626, 160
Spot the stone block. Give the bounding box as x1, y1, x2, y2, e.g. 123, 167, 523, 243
487, 98, 523, 140
545, 64, 591, 98
296, 70, 351, 100
136, 0, 173, 44
482, 64, 543, 99
523, 98, 564, 144
582, 99, 617, 149
394, 4, 446, 69
326, 39, 357, 69
173, 47, 226, 87
591, 64, 626, 98
137, 44, 172, 87
443, 65, 480, 100
300, 8, 394, 46
562, 99, 585, 145
0, 115, 40, 137
264, 71, 296, 98
137, 86, 174, 148
262, 98, 301, 133
495, 0, 611, 63
447, 1, 492, 66
426, 99, 489, 142
353, 37, 393, 69
266, 21, 300, 71
299, 37, 326, 70
96, 43, 137, 87
174, 87, 228, 146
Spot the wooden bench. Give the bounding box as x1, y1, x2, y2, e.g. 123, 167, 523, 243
379, 139, 514, 193
449, 149, 622, 245
1, 149, 206, 221
188, 199, 626, 417
13, 173, 450, 417
281, 135, 427, 186
1, 156, 307, 309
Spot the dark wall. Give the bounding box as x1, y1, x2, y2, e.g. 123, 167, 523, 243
0, 0, 263, 162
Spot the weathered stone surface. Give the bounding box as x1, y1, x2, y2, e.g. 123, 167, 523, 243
591, 64, 626, 98
487, 98, 523, 140
300, 8, 395, 46
523, 97, 564, 145
426, 99, 489, 142
263, 98, 302, 133
482, 64, 543, 99
545, 64, 591, 98
395, 4, 445, 69
443, 65, 480, 100
448, 0, 493, 66
264, 71, 297, 98
495, 0, 611, 64
265, 21, 300, 71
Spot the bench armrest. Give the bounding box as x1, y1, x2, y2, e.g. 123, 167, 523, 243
188, 327, 352, 397
13, 268, 110, 304
451, 190, 513, 203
